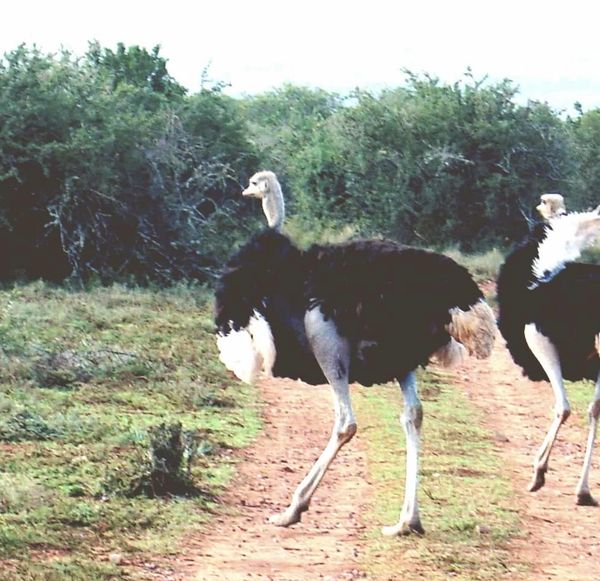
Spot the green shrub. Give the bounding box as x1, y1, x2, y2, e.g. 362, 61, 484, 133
104, 422, 206, 498
0, 474, 53, 513
0, 409, 61, 441
31, 350, 92, 388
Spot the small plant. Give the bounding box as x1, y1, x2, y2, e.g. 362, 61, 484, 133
31, 350, 92, 388
142, 422, 200, 496
106, 422, 203, 498
0, 409, 61, 442
29, 347, 150, 388
60, 502, 100, 527
0, 474, 52, 513
191, 384, 234, 408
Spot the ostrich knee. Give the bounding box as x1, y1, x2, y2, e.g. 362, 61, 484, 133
338, 422, 357, 445
588, 399, 600, 424
558, 407, 571, 423
402, 403, 423, 431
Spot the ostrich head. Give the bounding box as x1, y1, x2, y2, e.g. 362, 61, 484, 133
537, 193, 566, 221
243, 171, 285, 231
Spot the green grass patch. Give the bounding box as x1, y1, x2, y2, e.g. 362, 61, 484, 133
0, 282, 261, 576
565, 380, 595, 424
443, 247, 505, 282
354, 369, 524, 579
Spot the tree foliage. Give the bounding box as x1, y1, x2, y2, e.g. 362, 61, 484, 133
0, 45, 598, 284
242, 73, 575, 251
569, 109, 600, 210
0, 44, 256, 283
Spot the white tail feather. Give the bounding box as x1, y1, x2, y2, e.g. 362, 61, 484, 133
248, 312, 276, 377
217, 328, 261, 384
217, 311, 276, 384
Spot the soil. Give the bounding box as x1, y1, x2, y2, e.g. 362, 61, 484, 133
163, 379, 369, 580
456, 332, 600, 580
153, 323, 600, 580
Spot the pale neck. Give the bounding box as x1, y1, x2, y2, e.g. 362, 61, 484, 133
532, 211, 598, 284
262, 187, 285, 231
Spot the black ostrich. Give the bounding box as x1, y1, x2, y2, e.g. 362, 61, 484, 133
215, 171, 496, 534
497, 204, 600, 505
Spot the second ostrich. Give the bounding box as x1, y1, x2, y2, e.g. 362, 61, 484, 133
497, 204, 600, 504
215, 171, 496, 534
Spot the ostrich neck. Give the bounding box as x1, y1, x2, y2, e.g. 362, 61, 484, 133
262, 191, 285, 231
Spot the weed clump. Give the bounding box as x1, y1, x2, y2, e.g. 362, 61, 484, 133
30, 348, 148, 388
105, 422, 205, 498
142, 422, 199, 496
0, 474, 53, 513
0, 410, 61, 441
190, 384, 234, 408
32, 350, 92, 388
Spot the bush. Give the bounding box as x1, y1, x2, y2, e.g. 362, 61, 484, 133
104, 421, 206, 498
31, 350, 93, 388
0, 45, 258, 284
443, 247, 506, 282
0, 474, 53, 513
0, 409, 61, 441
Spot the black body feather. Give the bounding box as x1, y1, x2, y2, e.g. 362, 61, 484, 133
498, 224, 600, 382
216, 230, 485, 386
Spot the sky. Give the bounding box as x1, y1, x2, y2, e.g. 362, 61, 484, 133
3, 1, 600, 115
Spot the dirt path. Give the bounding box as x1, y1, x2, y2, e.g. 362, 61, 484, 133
454, 334, 600, 580
176, 379, 369, 580
163, 332, 600, 580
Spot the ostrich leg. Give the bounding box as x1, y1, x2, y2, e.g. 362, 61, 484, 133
524, 324, 571, 492
382, 370, 425, 535
269, 307, 357, 526
575, 377, 600, 506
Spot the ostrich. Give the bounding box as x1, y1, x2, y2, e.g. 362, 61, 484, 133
215, 171, 496, 534
497, 205, 600, 505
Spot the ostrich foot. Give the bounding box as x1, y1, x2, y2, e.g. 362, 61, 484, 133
268, 504, 308, 527
528, 468, 546, 492
381, 519, 425, 536
576, 492, 599, 507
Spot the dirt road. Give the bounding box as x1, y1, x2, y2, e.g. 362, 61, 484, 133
167, 335, 600, 580
457, 335, 600, 580
176, 378, 369, 580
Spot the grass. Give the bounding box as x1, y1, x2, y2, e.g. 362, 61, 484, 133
566, 380, 596, 419
443, 247, 505, 282
0, 282, 260, 579
353, 369, 524, 579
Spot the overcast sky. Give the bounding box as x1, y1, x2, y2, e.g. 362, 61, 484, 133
3, 1, 600, 114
